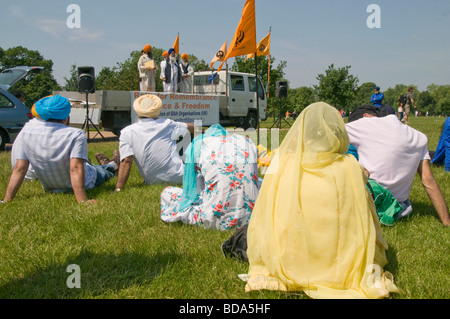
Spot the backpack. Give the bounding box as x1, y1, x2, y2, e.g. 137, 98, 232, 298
398, 94, 407, 106
221, 224, 249, 262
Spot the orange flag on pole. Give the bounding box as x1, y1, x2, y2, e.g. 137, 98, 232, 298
173, 33, 180, 54
217, 0, 256, 72
210, 41, 228, 68
246, 30, 270, 60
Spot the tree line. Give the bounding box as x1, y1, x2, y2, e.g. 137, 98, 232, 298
1, 46, 449, 117
286, 64, 450, 117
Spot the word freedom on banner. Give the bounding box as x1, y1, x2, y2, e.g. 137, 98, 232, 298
131, 91, 220, 125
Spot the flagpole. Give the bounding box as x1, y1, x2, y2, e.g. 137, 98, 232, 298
225, 61, 228, 96
255, 51, 260, 146
267, 27, 271, 99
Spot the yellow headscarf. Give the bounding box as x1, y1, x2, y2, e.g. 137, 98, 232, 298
245, 102, 398, 299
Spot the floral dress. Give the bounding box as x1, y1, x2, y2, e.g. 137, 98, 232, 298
160, 134, 260, 231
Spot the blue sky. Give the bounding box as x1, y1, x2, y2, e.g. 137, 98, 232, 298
1, 0, 449, 91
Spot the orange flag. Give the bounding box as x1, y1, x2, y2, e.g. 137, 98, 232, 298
246, 31, 270, 60
173, 33, 179, 54
210, 41, 228, 68
217, 0, 256, 72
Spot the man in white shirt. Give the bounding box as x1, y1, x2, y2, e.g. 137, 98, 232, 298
346, 105, 449, 226
179, 53, 194, 93
137, 44, 157, 92
114, 94, 194, 191
160, 48, 181, 93
2, 95, 119, 204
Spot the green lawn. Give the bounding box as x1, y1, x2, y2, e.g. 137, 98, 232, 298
0, 116, 448, 299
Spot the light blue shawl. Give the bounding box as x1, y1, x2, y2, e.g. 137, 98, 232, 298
177, 124, 229, 210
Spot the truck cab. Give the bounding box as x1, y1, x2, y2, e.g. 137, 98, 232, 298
192, 70, 267, 129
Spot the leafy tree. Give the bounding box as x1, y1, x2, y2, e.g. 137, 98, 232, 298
97, 49, 155, 92
63, 64, 79, 91
286, 86, 317, 113
437, 98, 450, 116
427, 84, 450, 102
186, 55, 211, 72
416, 90, 436, 114
313, 64, 359, 110
0, 46, 61, 106
354, 82, 376, 107
383, 84, 409, 108
426, 84, 450, 115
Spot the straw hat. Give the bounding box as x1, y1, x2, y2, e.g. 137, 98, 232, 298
133, 94, 162, 118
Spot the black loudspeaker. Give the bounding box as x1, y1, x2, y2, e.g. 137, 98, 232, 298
276, 81, 288, 98
78, 66, 95, 93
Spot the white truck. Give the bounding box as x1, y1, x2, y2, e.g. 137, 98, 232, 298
54, 70, 267, 135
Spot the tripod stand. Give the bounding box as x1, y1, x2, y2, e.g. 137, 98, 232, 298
270, 98, 291, 129
81, 92, 104, 141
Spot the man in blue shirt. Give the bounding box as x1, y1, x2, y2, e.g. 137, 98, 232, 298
371, 86, 384, 108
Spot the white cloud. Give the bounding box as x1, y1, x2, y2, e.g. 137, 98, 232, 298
35, 19, 67, 37
35, 19, 105, 42
68, 28, 105, 42
9, 5, 104, 43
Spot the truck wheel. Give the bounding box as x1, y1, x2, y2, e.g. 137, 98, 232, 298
237, 117, 246, 129
245, 112, 258, 129
0, 130, 7, 151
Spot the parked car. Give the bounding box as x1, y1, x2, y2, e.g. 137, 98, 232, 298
0, 66, 44, 150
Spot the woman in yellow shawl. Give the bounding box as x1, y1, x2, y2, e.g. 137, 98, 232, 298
245, 102, 398, 299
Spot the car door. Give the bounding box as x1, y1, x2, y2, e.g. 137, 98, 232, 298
248, 76, 267, 120
0, 90, 32, 131
228, 74, 249, 117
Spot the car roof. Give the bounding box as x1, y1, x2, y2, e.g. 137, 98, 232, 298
0, 66, 45, 90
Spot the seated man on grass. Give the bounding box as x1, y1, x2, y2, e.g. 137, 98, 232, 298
114, 94, 194, 191
1, 95, 119, 205
345, 104, 450, 226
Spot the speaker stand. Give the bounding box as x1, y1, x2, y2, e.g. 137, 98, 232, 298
270, 98, 291, 129
81, 92, 105, 142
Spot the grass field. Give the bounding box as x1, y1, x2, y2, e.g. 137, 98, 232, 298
0, 116, 448, 299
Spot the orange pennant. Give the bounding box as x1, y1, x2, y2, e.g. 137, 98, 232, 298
173, 33, 179, 55
217, 0, 256, 72
210, 41, 228, 68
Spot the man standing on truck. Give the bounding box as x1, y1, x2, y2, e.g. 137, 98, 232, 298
179, 53, 194, 93
138, 44, 157, 92
160, 48, 181, 93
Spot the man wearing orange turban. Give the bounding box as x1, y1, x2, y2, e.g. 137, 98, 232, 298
179, 53, 194, 93
138, 44, 157, 92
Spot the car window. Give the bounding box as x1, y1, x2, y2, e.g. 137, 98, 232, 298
231, 75, 245, 91
0, 93, 14, 108
0, 69, 27, 87
248, 77, 257, 92
248, 77, 265, 100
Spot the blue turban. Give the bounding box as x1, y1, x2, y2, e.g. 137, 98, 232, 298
34, 95, 71, 121
168, 48, 175, 55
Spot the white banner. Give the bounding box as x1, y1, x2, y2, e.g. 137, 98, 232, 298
130, 91, 220, 125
